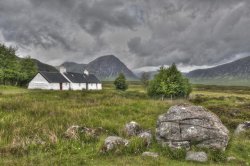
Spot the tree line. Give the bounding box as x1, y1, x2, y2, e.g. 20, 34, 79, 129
0, 44, 37, 86
114, 64, 192, 99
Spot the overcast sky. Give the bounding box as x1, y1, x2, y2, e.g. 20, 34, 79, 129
1, 0, 250, 70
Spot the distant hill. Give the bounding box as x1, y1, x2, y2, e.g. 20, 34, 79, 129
32, 59, 58, 72
186, 56, 250, 86
60, 62, 87, 73
61, 55, 138, 81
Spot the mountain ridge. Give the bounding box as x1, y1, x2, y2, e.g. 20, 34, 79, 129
60, 55, 138, 81
186, 56, 250, 86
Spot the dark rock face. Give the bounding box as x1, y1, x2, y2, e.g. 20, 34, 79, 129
156, 105, 229, 150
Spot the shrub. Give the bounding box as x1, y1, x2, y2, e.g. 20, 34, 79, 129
114, 73, 128, 91
147, 64, 192, 99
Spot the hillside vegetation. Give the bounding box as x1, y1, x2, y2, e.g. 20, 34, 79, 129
187, 56, 250, 86
0, 83, 249, 165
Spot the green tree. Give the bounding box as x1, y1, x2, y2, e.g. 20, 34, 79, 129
147, 64, 192, 100
0, 44, 37, 86
114, 73, 128, 91
19, 56, 37, 86
140, 72, 150, 87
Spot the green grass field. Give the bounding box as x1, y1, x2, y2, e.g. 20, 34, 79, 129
0, 83, 249, 165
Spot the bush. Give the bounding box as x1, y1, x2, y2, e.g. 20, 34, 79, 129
147, 64, 192, 99
114, 73, 128, 91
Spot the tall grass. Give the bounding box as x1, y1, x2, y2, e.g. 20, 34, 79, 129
0, 84, 249, 165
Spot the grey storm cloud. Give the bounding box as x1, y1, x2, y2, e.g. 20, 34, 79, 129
0, 0, 250, 68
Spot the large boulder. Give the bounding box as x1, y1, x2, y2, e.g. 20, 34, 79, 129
156, 105, 229, 150
234, 121, 250, 135
102, 136, 129, 152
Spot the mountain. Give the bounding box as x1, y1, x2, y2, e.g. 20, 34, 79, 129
60, 62, 87, 73
186, 56, 250, 86
32, 59, 58, 72
61, 55, 138, 81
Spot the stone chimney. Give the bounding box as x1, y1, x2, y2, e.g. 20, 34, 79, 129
84, 69, 89, 75
60, 66, 67, 73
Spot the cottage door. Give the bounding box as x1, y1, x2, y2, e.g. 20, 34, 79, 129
60, 83, 63, 90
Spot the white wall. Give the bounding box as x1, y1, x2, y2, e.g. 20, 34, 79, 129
28, 73, 102, 91
70, 83, 86, 90
50, 83, 70, 90
28, 73, 70, 90
28, 73, 50, 90
87, 83, 102, 90
97, 83, 102, 90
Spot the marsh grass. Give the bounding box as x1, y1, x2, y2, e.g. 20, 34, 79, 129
0, 84, 249, 165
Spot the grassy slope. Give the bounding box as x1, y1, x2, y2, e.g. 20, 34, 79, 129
0, 84, 249, 165
190, 78, 250, 87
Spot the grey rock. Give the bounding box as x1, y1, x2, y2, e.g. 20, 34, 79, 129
64, 125, 106, 140
185, 151, 208, 162
125, 121, 141, 136
142, 152, 159, 158
234, 121, 250, 135
138, 131, 152, 146
156, 105, 229, 150
227, 156, 237, 161
103, 136, 129, 152
64, 125, 81, 139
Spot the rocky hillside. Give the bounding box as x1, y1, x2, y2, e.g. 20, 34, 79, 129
60, 62, 87, 73
33, 59, 58, 72
61, 55, 138, 81
186, 56, 250, 86
187, 56, 250, 78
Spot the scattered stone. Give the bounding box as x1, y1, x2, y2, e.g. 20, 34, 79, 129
64, 125, 81, 139
156, 104, 229, 150
185, 151, 208, 162
138, 131, 152, 146
142, 152, 159, 158
64, 125, 106, 140
227, 156, 237, 162
83, 127, 106, 138
124, 121, 141, 136
234, 121, 250, 135
102, 136, 129, 152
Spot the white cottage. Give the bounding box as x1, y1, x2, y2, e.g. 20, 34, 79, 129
28, 67, 102, 90
28, 72, 70, 90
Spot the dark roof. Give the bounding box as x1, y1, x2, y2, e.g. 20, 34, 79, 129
39, 72, 69, 83
87, 74, 101, 83
63, 72, 88, 83
64, 72, 101, 83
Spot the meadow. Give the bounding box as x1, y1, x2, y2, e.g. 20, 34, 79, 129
0, 83, 249, 165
